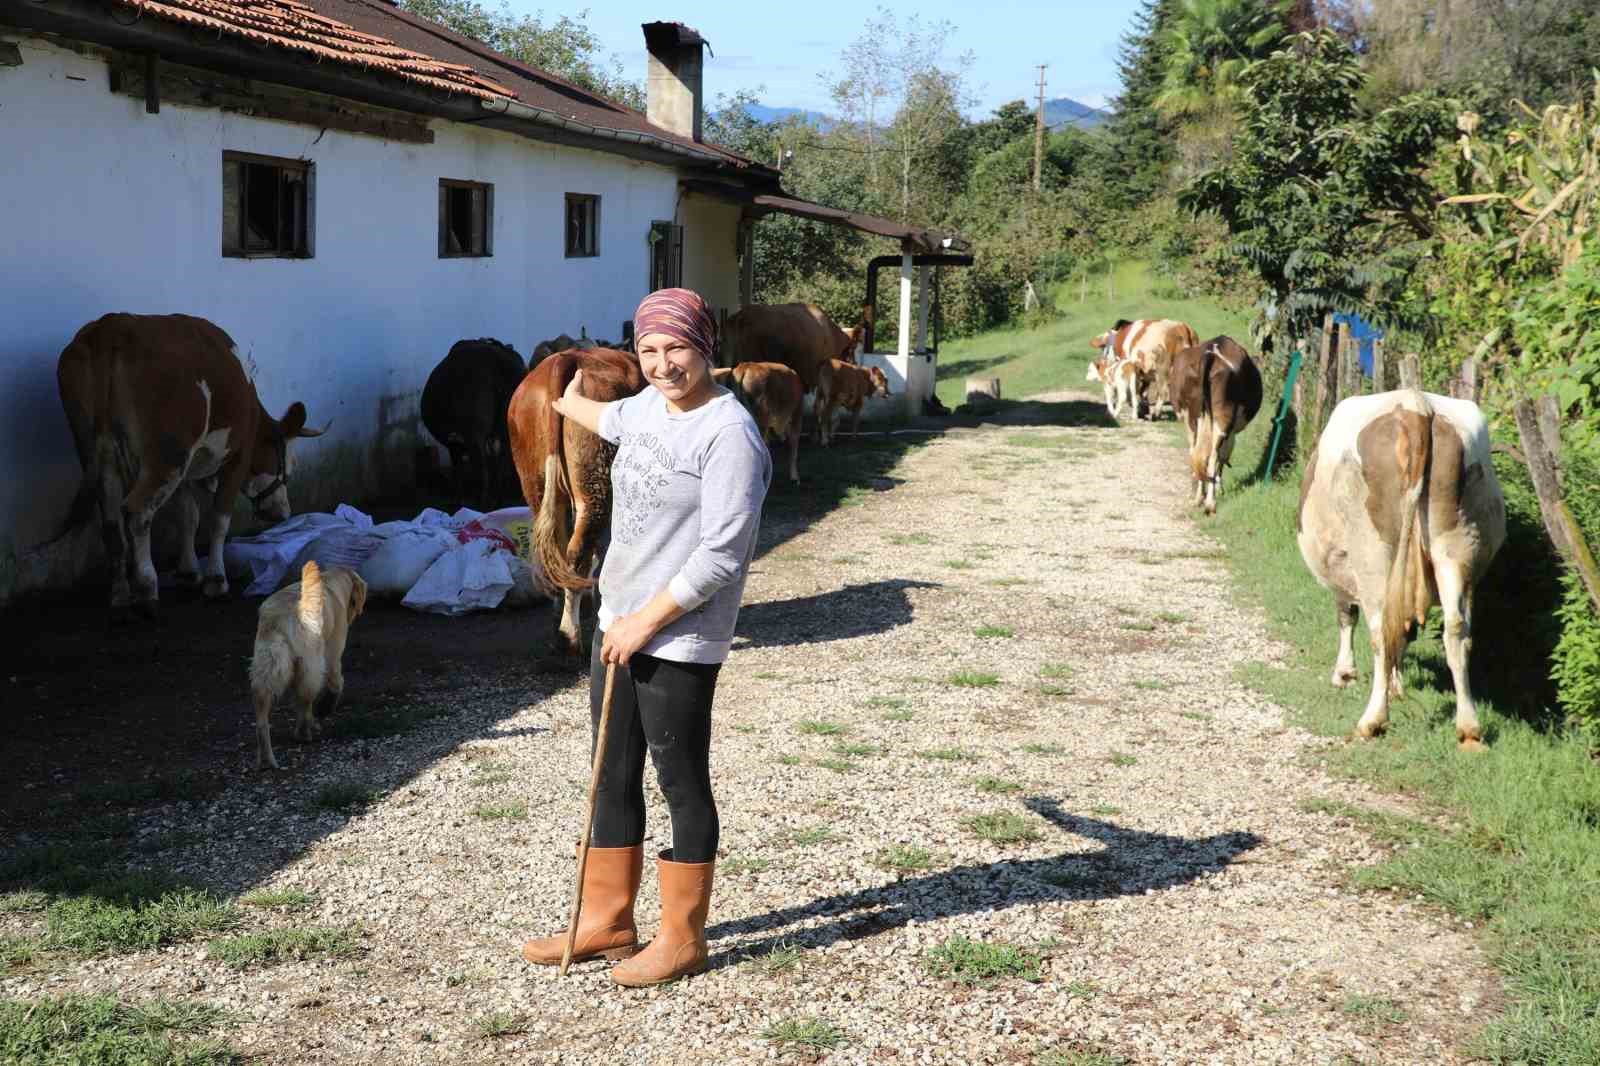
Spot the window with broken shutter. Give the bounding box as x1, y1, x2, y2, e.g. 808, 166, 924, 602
222, 151, 311, 258
439, 179, 493, 258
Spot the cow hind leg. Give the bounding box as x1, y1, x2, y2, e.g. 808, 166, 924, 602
173, 484, 204, 588
201, 506, 233, 599
1331, 599, 1359, 687
122, 469, 184, 616
1203, 421, 1227, 515
1355, 612, 1392, 739
785, 419, 801, 484
1436, 562, 1485, 750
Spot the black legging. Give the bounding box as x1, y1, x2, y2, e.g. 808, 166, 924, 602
588, 638, 721, 863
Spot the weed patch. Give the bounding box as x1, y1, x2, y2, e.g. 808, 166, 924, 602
924, 936, 1042, 985
962, 811, 1043, 844
208, 926, 363, 968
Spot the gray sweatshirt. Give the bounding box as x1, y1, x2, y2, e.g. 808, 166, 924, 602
596, 386, 772, 664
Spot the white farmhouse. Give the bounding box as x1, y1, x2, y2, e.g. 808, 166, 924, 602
0, 0, 962, 594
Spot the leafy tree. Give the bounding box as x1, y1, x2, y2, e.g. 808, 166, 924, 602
398, 0, 644, 109
1180, 30, 1453, 355
824, 7, 974, 219
1099, 0, 1178, 207
1154, 0, 1289, 118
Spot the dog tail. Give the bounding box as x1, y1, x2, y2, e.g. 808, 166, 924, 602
298, 560, 326, 636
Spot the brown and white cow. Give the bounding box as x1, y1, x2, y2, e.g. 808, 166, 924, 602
1091, 318, 1199, 419
1085, 355, 1142, 421
713, 362, 805, 484
722, 303, 864, 391
506, 347, 646, 654
1297, 390, 1505, 748
814, 360, 890, 447
1168, 336, 1263, 515
56, 313, 321, 616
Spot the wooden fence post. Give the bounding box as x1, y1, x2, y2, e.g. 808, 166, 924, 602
1337, 326, 1358, 401
1399, 354, 1421, 389
1457, 357, 1479, 402
1371, 338, 1388, 393
1314, 314, 1337, 431
1514, 398, 1600, 613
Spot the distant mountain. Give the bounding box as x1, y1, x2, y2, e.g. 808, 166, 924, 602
743, 104, 835, 129
1044, 97, 1108, 129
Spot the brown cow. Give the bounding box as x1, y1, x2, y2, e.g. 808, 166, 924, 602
814, 360, 890, 447
1091, 318, 1199, 419
506, 347, 646, 654
1167, 336, 1263, 515
56, 313, 321, 616
1297, 390, 1505, 747
721, 303, 864, 391
713, 362, 805, 484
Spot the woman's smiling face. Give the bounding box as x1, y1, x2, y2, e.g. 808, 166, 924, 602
636, 332, 712, 406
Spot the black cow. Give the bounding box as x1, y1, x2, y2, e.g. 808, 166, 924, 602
420, 338, 526, 507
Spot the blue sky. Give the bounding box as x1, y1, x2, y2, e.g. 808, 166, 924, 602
509, 2, 1143, 117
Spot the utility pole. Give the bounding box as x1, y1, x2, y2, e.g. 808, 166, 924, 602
1032, 64, 1047, 194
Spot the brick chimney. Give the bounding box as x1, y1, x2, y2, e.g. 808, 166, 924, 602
642, 21, 708, 142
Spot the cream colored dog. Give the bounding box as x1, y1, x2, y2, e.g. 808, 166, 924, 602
249, 560, 368, 770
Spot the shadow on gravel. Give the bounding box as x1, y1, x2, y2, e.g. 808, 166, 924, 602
704, 797, 1262, 969
734, 579, 940, 649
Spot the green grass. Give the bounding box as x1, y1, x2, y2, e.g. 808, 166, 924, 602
1037, 683, 1074, 697
875, 845, 936, 873
1156, 611, 1190, 625
790, 826, 835, 847
1341, 993, 1408, 1026
974, 775, 1025, 794
923, 936, 1043, 986
723, 856, 772, 876
974, 624, 1015, 638
74, 772, 223, 810
1038, 1049, 1131, 1066
1089, 804, 1123, 817
321, 701, 453, 740
887, 532, 933, 546
0, 996, 237, 1064
0, 891, 47, 913
2, 935, 38, 971
312, 782, 381, 814
881, 708, 916, 722
1020, 742, 1066, 755
1206, 392, 1600, 1063
1039, 663, 1074, 679
45, 885, 238, 956
472, 802, 529, 821
933, 260, 1249, 411
812, 757, 858, 773
832, 740, 882, 757
961, 811, 1043, 845
949, 671, 1001, 688
944, 559, 976, 570
747, 940, 804, 974
472, 1011, 528, 1039
207, 925, 363, 968
796, 719, 849, 736
239, 888, 313, 911
1108, 752, 1138, 767
775, 754, 803, 766
763, 1017, 848, 1052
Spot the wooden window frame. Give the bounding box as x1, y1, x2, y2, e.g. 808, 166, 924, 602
565, 193, 600, 258
648, 219, 683, 291
439, 179, 494, 258
222, 150, 313, 259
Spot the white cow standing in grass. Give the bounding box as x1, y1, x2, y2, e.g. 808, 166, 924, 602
1296, 389, 1505, 748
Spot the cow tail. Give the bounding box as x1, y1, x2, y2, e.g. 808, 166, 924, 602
51, 338, 103, 540
297, 560, 325, 635
532, 355, 591, 591
1193, 343, 1218, 483
1381, 391, 1434, 673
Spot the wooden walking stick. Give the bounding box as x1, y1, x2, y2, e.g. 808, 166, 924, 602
559, 660, 618, 976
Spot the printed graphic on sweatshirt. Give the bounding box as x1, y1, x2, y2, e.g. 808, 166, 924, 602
612, 430, 677, 545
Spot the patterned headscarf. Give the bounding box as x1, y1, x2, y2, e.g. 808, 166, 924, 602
634, 288, 717, 362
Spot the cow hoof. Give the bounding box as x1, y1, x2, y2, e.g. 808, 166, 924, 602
1330, 667, 1358, 688
1458, 736, 1487, 753
1353, 723, 1386, 740
202, 577, 228, 599
133, 599, 160, 622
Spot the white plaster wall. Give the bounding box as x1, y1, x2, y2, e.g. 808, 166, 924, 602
0, 36, 723, 555
678, 192, 741, 318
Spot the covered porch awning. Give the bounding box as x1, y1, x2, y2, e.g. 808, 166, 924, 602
681, 179, 973, 417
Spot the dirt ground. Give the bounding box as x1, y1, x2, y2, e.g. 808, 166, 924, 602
0, 392, 1497, 1065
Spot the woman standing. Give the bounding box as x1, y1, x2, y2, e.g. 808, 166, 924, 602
520, 288, 772, 986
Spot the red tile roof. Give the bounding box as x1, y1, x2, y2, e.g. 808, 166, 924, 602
109, 0, 767, 170
114, 0, 516, 99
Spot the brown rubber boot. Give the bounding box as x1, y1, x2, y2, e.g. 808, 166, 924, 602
610, 850, 714, 987
521, 844, 643, 965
